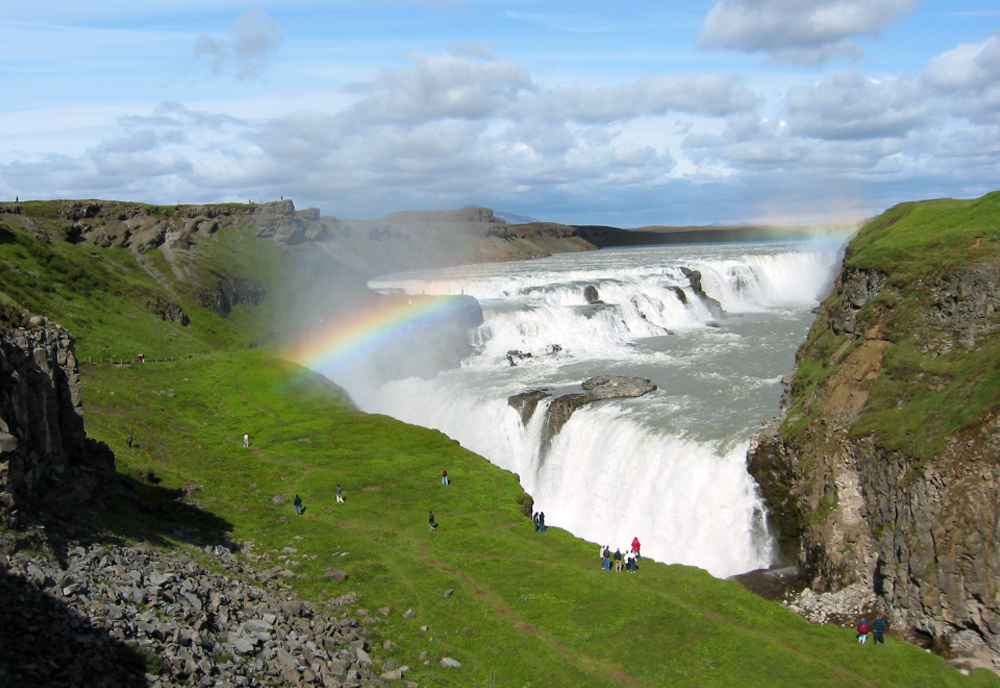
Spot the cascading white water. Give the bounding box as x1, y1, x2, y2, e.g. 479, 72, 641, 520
337, 239, 845, 578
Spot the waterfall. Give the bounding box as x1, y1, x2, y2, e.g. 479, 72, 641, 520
336, 240, 844, 578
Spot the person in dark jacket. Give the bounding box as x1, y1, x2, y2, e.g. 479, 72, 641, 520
872, 618, 886, 644
294, 495, 304, 515
428, 511, 436, 530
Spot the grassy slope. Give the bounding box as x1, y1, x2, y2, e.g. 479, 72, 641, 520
784, 191, 1000, 457
2, 203, 996, 687
81, 352, 996, 688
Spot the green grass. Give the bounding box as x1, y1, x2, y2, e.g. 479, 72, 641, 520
76, 351, 997, 688
784, 190, 1000, 458
2, 199, 996, 687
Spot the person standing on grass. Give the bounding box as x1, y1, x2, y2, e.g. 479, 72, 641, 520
872, 618, 886, 644
336, 485, 344, 503
631, 536, 641, 559
539, 512, 546, 532
428, 511, 436, 531
294, 495, 304, 515
442, 469, 449, 485
126, 433, 133, 448
243, 433, 250, 448
614, 548, 623, 572
857, 620, 869, 644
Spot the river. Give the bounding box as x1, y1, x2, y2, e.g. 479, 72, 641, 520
331, 238, 845, 578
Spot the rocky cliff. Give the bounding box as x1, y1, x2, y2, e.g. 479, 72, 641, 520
747, 192, 1000, 663
0, 317, 116, 526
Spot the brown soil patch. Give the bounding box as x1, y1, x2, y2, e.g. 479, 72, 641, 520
819, 338, 890, 423
516, 622, 537, 633
612, 670, 641, 687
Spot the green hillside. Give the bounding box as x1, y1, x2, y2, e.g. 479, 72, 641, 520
785, 190, 1000, 458
1, 200, 994, 687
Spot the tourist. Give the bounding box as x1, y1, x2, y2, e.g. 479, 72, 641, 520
336, 485, 344, 503
614, 548, 623, 572
539, 512, 546, 532
294, 495, 304, 515
533, 512, 540, 532
631, 536, 641, 559
126, 433, 133, 448
428, 511, 436, 531
872, 618, 886, 644
243, 433, 250, 448
857, 620, 869, 644
601, 545, 612, 571
442, 469, 449, 485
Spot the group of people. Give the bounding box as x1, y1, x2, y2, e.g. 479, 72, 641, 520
532, 511, 547, 532
856, 618, 886, 644
601, 537, 642, 573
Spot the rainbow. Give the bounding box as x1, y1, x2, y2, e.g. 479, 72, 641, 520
282, 294, 471, 374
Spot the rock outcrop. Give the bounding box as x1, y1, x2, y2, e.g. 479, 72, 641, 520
746, 194, 1000, 663
681, 267, 725, 320
508, 376, 657, 452
0, 318, 115, 526
0, 199, 326, 253
0, 532, 383, 688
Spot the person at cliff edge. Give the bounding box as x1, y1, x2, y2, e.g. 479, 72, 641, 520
631, 536, 641, 558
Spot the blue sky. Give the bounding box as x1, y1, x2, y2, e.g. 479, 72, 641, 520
2, 0, 1000, 226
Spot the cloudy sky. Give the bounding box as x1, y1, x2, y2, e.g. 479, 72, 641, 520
2, 0, 999, 226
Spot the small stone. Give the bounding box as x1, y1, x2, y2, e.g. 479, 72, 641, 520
403, 609, 416, 619
440, 657, 462, 668
443, 589, 454, 598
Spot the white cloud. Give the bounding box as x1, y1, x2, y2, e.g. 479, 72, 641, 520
785, 71, 932, 139
699, 0, 923, 66
525, 74, 759, 123
345, 51, 534, 124
194, 9, 283, 80
923, 29, 1000, 124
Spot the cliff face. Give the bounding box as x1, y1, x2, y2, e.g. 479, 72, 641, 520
0, 318, 115, 526
748, 192, 1000, 654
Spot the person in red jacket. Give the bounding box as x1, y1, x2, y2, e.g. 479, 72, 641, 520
631, 537, 641, 559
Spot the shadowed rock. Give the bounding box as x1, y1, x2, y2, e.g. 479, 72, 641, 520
505, 376, 658, 455
681, 267, 725, 319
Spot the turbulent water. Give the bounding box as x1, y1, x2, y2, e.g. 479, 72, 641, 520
338, 239, 845, 578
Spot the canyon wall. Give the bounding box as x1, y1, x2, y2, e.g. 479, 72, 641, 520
748, 193, 1000, 656
0, 318, 116, 526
